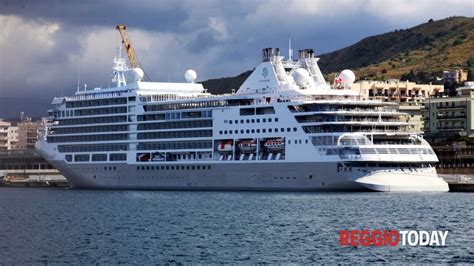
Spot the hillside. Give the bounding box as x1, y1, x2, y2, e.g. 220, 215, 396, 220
321, 16, 474, 82
201, 16, 474, 94
201, 70, 252, 95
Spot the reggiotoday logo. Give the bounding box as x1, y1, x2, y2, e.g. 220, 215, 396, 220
339, 230, 449, 247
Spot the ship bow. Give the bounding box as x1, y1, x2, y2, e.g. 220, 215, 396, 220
354, 171, 449, 192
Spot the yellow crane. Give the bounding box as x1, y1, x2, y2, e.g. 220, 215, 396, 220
116, 24, 149, 81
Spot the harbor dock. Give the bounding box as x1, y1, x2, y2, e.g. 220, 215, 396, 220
439, 175, 474, 192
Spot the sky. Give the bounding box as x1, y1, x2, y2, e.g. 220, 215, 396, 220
0, 0, 473, 117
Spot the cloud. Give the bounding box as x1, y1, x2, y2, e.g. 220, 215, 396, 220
365, 0, 474, 26
0, 15, 61, 91
0, 0, 472, 107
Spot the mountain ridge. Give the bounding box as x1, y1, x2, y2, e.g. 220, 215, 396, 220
201, 16, 474, 94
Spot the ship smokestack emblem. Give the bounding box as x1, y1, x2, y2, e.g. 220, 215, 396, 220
262, 67, 268, 78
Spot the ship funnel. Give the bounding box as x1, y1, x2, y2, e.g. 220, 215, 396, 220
299, 49, 315, 59
262, 48, 274, 62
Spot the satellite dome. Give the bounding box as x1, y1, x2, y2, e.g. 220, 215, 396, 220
292, 68, 311, 87
185, 69, 197, 83
132, 68, 144, 81
338, 69, 356, 87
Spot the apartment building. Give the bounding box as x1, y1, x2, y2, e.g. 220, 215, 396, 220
424, 82, 474, 142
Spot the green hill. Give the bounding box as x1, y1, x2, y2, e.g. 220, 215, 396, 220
201, 16, 474, 93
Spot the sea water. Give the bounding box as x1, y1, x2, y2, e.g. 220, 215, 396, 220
0, 188, 472, 264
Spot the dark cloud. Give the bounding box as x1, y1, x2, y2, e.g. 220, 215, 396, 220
0, 0, 187, 32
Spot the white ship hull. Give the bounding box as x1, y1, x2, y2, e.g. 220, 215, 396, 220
45, 158, 448, 192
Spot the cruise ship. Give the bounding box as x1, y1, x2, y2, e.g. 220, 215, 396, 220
36, 47, 449, 191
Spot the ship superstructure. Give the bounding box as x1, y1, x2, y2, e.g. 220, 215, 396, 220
37, 47, 449, 191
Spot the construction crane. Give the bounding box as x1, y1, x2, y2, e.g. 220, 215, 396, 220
116, 24, 150, 81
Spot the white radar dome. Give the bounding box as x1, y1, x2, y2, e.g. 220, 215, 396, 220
185, 69, 197, 83
132, 68, 144, 81
338, 69, 356, 87
292, 68, 311, 87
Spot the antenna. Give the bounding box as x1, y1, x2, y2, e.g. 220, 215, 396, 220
288, 33, 293, 61
76, 63, 81, 93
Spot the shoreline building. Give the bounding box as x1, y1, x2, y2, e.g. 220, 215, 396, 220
443, 69, 468, 84
8, 126, 19, 150
351, 80, 444, 102
0, 115, 44, 151
16, 118, 42, 150
423, 81, 474, 142
0, 120, 11, 150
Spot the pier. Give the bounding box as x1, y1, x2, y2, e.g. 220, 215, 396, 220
439, 175, 474, 192
0, 150, 69, 187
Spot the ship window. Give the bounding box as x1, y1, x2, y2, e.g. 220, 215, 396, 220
257, 129, 260, 133
275, 118, 279, 122
240, 119, 244, 123
240, 108, 255, 116
256, 107, 275, 115
246, 130, 250, 133
161, 166, 165, 170
197, 165, 200, 170
186, 166, 190, 170
246, 119, 250, 123
256, 119, 260, 123
137, 166, 140, 171
251, 119, 255, 123
293, 127, 297, 132
287, 128, 291, 132
92, 154, 107, 161
281, 128, 285, 132
219, 131, 222, 135
74, 154, 89, 162
240, 130, 244, 134
262, 129, 266, 133
269, 129, 272, 132
229, 120, 233, 124
224, 130, 228, 134
263, 118, 267, 123
229, 130, 233, 134
235, 120, 238, 124
65, 155, 72, 162
207, 165, 211, 170
166, 166, 169, 170
192, 166, 195, 170
275, 128, 278, 132
269, 118, 272, 122
251, 129, 255, 133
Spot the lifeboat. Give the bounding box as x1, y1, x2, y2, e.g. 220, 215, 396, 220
264, 138, 285, 151
238, 140, 257, 153
217, 140, 233, 152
